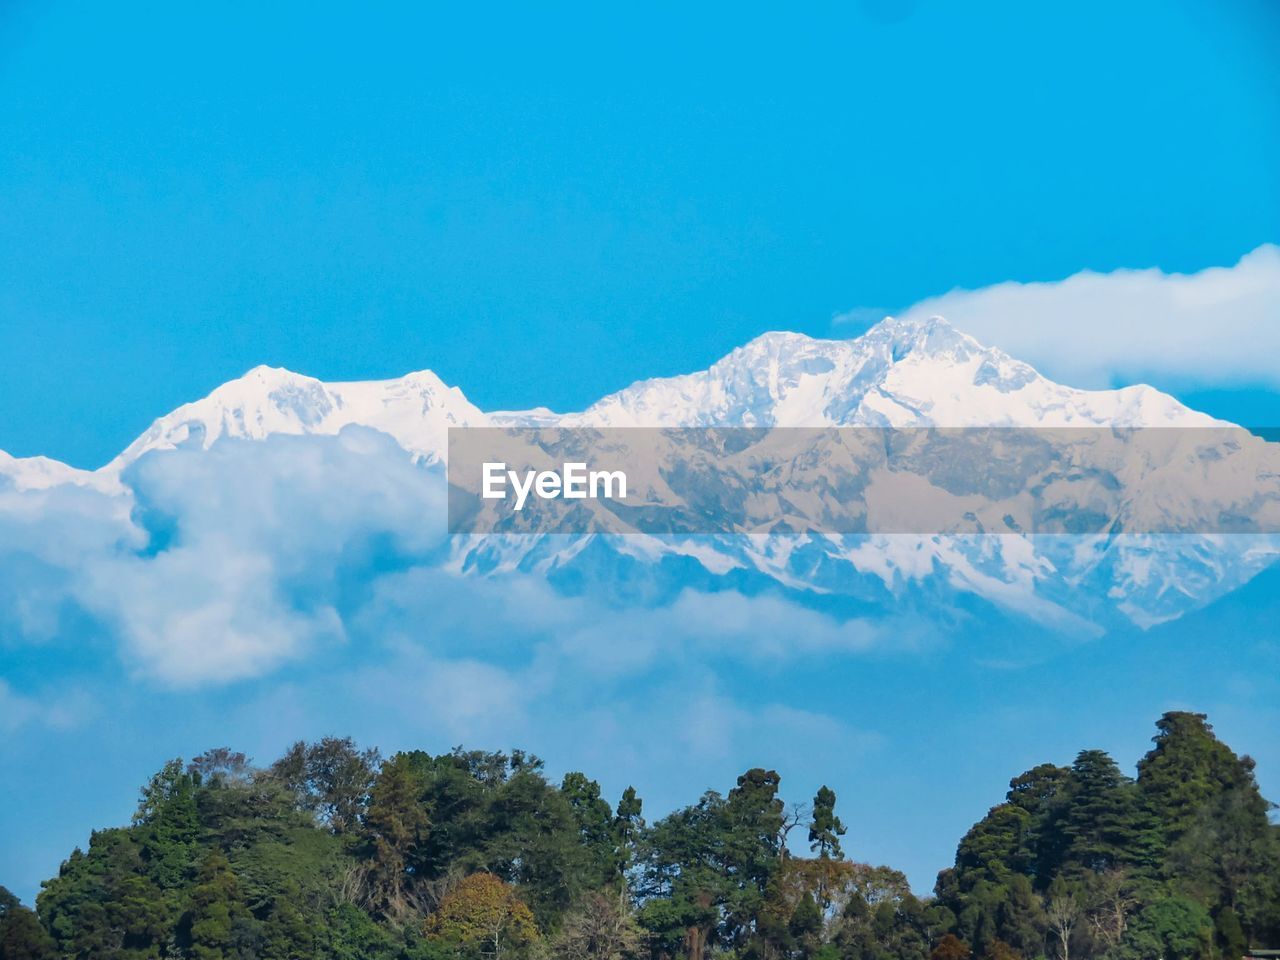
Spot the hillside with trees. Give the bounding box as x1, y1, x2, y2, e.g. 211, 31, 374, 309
1, 712, 1277, 960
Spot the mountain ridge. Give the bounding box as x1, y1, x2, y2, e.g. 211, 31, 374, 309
0, 316, 1225, 489
1, 314, 1275, 633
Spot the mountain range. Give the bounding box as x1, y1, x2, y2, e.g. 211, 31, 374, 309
2, 315, 1275, 631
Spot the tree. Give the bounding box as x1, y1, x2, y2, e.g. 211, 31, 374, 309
270, 736, 381, 833
479, 760, 596, 925
554, 891, 645, 960
183, 851, 251, 960
1137, 713, 1257, 846
931, 933, 971, 960
1044, 878, 1080, 960
424, 873, 539, 959
982, 939, 1020, 960
1004, 763, 1074, 887
1059, 750, 1152, 876
259, 899, 315, 960
1215, 906, 1247, 960
188, 748, 252, 787
612, 786, 644, 896
562, 773, 619, 891
134, 758, 201, 888
1167, 784, 1275, 915
725, 768, 786, 908
998, 875, 1046, 960
809, 786, 846, 861
362, 752, 431, 919
35, 830, 174, 958
0, 886, 57, 960
636, 791, 727, 960
953, 804, 1034, 891
789, 890, 823, 957
636, 770, 788, 960
1006, 764, 1071, 820
1114, 897, 1214, 960
1082, 868, 1138, 952
14, 714, 1280, 960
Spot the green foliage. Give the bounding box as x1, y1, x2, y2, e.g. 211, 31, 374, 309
36, 829, 177, 958
562, 772, 623, 891
1214, 905, 1246, 960
830, 869, 934, 960
810, 787, 847, 862
134, 759, 201, 890
1112, 896, 1214, 960
269, 736, 381, 834
1137, 713, 1257, 848
362, 751, 432, 919
954, 805, 1034, 891
11, 713, 1280, 960
637, 768, 787, 960
181, 852, 251, 960
614, 785, 646, 890
1059, 750, 1158, 877
0, 886, 57, 960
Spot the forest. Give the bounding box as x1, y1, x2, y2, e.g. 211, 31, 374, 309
1, 711, 1277, 960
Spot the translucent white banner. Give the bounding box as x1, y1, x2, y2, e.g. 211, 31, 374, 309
447, 427, 1280, 535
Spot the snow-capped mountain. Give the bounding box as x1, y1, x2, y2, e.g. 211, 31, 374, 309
0, 449, 98, 492
96, 317, 1220, 475
3, 315, 1274, 630
107, 365, 486, 472
556, 319, 1216, 430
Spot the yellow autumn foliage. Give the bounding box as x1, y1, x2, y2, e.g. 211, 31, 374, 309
424, 872, 539, 951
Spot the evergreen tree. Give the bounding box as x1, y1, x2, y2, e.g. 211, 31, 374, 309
1114, 896, 1214, 960
0, 887, 57, 960
134, 758, 201, 889
259, 899, 315, 960
1060, 750, 1159, 877
183, 851, 251, 960
1214, 905, 1247, 960
362, 752, 431, 918
1137, 712, 1259, 850
996, 875, 1045, 960
13, 713, 1280, 960
809, 786, 847, 861
1005, 764, 1072, 887
613, 786, 645, 893
561, 772, 620, 890
953, 804, 1034, 891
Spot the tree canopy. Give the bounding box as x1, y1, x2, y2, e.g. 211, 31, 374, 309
2, 712, 1276, 960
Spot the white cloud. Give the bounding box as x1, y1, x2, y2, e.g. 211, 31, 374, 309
0, 427, 451, 686
0, 680, 92, 733
876, 244, 1280, 389
0, 425, 888, 689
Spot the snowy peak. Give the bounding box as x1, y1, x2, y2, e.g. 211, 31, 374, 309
108, 364, 486, 472
0, 449, 101, 492
567, 316, 1214, 429
110, 366, 335, 470
82, 314, 1223, 474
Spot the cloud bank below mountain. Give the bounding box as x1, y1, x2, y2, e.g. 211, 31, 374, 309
1, 427, 890, 687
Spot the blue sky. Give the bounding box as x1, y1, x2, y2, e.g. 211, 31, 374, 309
2, 1, 1279, 467
2, 0, 1280, 912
